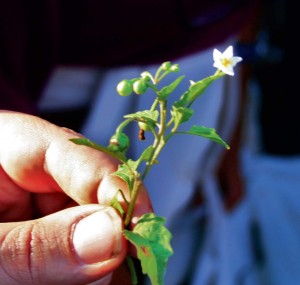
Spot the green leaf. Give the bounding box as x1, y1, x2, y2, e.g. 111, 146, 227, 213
114, 149, 153, 187
137, 145, 154, 164
123, 213, 173, 285
110, 189, 127, 217
70, 138, 127, 162
177, 125, 230, 149
127, 159, 140, 172
176, 73, 223, 107
157, 75, 185, 100
113, 163, 137, 192
170, 105, 194, 127
124, 110, 159, 124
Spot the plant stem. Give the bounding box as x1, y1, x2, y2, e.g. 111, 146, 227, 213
124, 178, 142, 226
116, 118, 133, 136
141, 99, 167, 180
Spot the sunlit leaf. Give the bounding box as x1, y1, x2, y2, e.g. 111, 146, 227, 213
70, 138, 127, 162
113, 163, 137, 192
177, 125, 230, 149
124, 110, 159, 124
157, 75, 185, 100
176, 73, 223, 107
123, 213, 173, 285
170, 105, 194, 126
110, 190, 127, 217
137, 146, 154, 164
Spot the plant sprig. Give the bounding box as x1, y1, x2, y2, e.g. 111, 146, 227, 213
71, 45, 242, 285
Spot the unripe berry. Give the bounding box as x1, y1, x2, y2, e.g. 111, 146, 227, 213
133, 79, 148, 95
138, 121, 155, 132
109, 133, 130, 152
116, 79, 133, 96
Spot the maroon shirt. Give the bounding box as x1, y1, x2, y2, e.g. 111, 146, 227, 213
0, 0, 258, 114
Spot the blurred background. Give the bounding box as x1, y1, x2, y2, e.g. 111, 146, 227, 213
1, 1, 297, 284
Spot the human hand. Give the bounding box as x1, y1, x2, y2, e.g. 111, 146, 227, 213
0, 110, 152, 285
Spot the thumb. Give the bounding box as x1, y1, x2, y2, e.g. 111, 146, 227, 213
0, 204, 127, 285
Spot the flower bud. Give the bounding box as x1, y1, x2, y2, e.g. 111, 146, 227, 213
170, 64, 179, 72
161, 61, 172, 70
140, 72, 152, 81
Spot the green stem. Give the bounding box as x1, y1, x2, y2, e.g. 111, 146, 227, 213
124, 178, 142, 226
140, 99, 167, 180
116, 118, 133, 136
150, 98, 159, 112
126, 255, 138, 285
157, 71, 170, 83
154, 65, 165, 83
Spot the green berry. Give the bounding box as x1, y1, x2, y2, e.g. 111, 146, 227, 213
133, 79, 148, 95
116, 79, 133, 96
138, 121, 155, 132
109, 133, 130, 152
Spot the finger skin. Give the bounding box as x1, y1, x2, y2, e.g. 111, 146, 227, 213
0, 110, 153, 215
0, 204, 127, 285
0, 110, 117, 199
0, 110, 153, 282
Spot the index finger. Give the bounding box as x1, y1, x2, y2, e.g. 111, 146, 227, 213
0, 111, 152, 216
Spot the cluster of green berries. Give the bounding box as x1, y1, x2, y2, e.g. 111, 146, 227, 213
116, 61, 179, 96
116, 78, 148, 96
113, 61, 181, 147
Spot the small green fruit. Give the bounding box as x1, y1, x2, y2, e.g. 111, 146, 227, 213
109, 133, 130, 152
116, 79, 133, 96
138, 121, 155, 132
133, 79, 148, 95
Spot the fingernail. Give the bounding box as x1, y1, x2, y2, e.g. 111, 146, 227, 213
72, 207, 123, 264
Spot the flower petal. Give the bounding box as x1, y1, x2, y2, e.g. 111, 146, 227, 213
213, 48, 222, 62
223, 45, 233, 58
231, 56, 243, 66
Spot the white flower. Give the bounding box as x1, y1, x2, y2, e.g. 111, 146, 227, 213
213, 45, 242, 76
